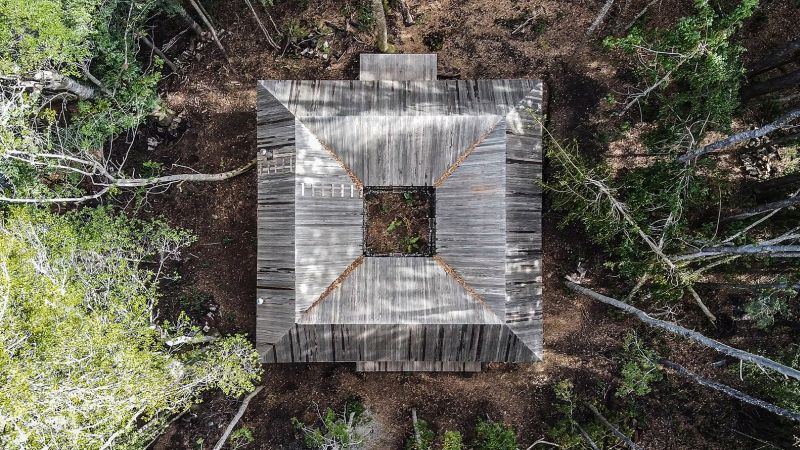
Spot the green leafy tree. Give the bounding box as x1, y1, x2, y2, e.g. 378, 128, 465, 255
0, 206, 262, 449
605, 0, 758, 144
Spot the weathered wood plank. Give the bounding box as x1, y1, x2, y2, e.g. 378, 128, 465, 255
359, 53, 437, 81
259, 80, 540, 117
302, 257, 502, 324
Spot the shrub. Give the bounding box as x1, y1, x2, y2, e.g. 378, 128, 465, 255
474, 420, 518, 450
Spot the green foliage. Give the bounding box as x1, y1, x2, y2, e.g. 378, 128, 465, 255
292, 400, 368, 449
744, 283, 797, 328
742, 347, 800, 414
401, 235, 421, 253
441, 431, 464, 450
406, 418, 435, 450
617, 333, 664, 398
605, 0, 758, 142
473, 420, 518, 450
0, 0, 166, 200
404, 191, 415, 205
0, 206, 262, 449
387, 218, 402, 233
229, 425, 256, 449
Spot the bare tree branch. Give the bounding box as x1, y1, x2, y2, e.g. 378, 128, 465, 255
678, 108, 800, 163
212, 386, 264, 450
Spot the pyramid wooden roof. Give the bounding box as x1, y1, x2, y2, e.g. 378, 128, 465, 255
256, 54, 543, 371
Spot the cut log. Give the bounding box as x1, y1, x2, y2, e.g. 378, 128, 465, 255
29, 71, 96, 99
564, 278, 800, 381
371, 0, 392, 53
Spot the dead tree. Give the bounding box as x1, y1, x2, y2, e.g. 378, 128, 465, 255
586, 0, 615, 36
748, 36, 800, 78
671, 229, 800, 262
564, 278, 800, 381
584, 403, 643, 450
370, 0, 392, 53
576, 423, 601, 450
725, 188, 800, 221
742, 68, 800, 102
678, 107, 800, 162
0, 154, 256, 204
660, 360, 800, 423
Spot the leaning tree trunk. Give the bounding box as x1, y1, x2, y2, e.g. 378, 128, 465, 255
748, 36, 800, 78
742, 68, 800, 101
370, 0, 391, 53
174, 3, 205, 35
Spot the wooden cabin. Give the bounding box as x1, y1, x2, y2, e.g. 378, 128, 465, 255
256, 54, 543, 371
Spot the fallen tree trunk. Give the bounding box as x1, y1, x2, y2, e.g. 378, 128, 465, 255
586, 0, 615, 36
212, 386, 264, 450
748, 36, 800, 77
371, 0, 391, 52
0, 158, 255, 204
660, 360, 800, 423
564, 279, 800, 381
742, 68, 800, 102
243, 0, 280, 50
141, 36, 180, 72
678, 107, 800, 163
584, 403, 643, 450
725, 188, 800, 221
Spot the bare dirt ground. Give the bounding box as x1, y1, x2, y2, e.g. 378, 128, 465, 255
147, 1, 800, 448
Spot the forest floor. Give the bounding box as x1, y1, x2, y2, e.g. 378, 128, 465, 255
147, 1, 799, 448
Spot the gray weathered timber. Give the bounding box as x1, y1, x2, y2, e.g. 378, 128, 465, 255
257, 58, 544, 369
294, 122, 363, 315
505, 81, 544, 358
360, 53, 437, 81
301, 257, 502, 324
356, 361, 482, 372
436, 120, 508, 318
301, 115, 497, 186
262, 324, 535, 363
258, 80, 539, 117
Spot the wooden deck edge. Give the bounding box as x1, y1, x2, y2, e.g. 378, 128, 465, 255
356, 361, 483, 372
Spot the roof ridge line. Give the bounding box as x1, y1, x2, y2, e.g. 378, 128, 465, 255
433, 117, 504, 188
300, 256, 365, 318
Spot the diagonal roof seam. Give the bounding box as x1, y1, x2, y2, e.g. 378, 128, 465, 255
433, 117, 505, 188
300, 255, 365, 317
297, 118, 364, 190
432, 255, 504, 323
